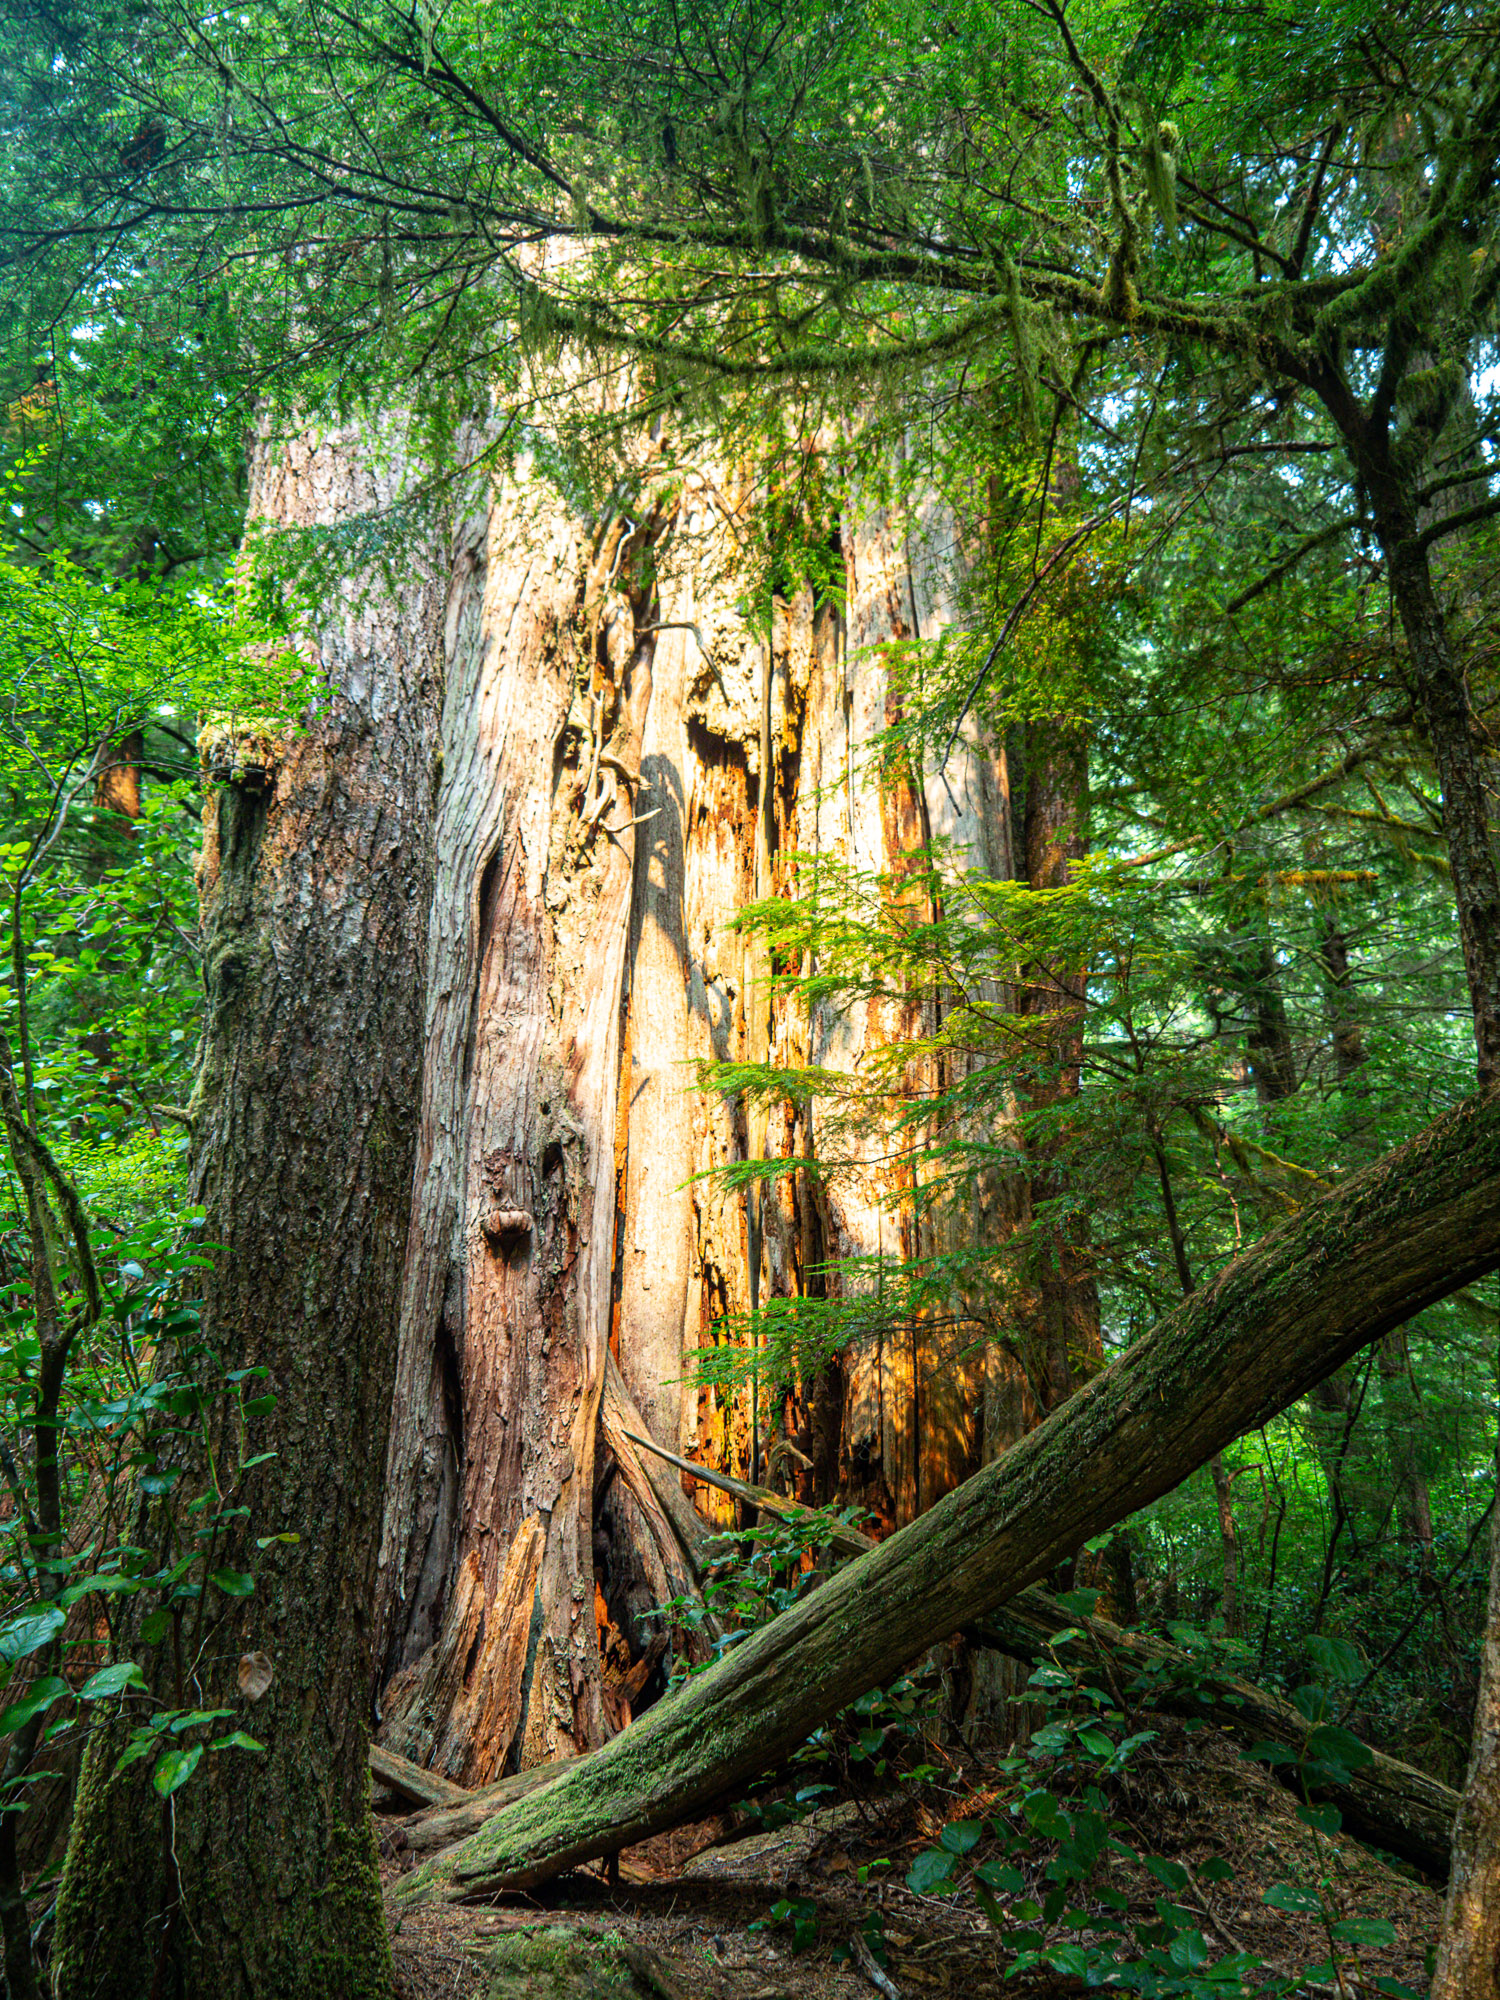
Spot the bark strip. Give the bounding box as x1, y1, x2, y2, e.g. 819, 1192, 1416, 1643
370, 1747, 469, 1811
398, 1089, 1500, 1901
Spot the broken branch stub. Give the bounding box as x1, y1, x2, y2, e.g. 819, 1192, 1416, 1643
397, 1090, 1500, 1904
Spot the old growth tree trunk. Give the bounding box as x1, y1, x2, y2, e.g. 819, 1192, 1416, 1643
399, 1087, 1500, 1898
371, 441, 1015, 1780
51, 425, 441, 2000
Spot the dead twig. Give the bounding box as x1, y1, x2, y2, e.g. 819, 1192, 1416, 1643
849, 1928, 903, 2000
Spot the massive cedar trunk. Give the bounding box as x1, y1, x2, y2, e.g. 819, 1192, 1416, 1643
51, 425, 441, 1999
374, 454, 1012, 1776
399, 1087, 1500, 1899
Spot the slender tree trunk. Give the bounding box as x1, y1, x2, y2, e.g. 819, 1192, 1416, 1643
52, 422, 441, 1998
1318, 917, 1369, 1084
1433, 1422, 1500, 2000
1019, 715, 1100, 1413
1351, 447, 1500, 1994
1363, 477, 1500, 1087
398, 1087, 1500, 1900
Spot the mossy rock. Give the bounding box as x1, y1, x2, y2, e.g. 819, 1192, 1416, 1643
483, 1925, 680, 1999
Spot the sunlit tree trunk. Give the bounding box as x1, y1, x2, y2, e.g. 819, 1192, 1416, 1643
374, 449, 1012, 1778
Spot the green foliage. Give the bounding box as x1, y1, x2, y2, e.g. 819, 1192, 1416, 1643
902, 1624, 1420, 1996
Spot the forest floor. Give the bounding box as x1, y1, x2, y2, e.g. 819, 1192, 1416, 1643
381, 1719, 1442, 2000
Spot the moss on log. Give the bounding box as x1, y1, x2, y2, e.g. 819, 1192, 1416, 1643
399, 1091, 1500, 1903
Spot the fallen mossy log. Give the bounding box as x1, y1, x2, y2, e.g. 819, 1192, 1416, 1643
397, 1091, 1500, 1903
626, 1427, 1460, 1877
971, 1590, 1459, 1878
396, 1755, 577, 1856
369, 1744, 470, 1811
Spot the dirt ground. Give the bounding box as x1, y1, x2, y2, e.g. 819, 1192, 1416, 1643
382, 1720, 1443, 2000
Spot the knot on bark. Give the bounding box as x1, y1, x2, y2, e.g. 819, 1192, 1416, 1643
481, 1206, 533, 1252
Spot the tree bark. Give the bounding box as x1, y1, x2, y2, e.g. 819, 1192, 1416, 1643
396, 1087, 1500, 1900
1432, 1430, 1500, 2000
1017, 714, 1101, 1415
374, 462, 1011, 1773
1351, 434, 1500, 1090
52, 423, 441, 1998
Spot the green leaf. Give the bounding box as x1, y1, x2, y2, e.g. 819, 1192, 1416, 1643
212, 1731, 265, 1754
0, 1675, 70, 1735
1021, 1789, 1070, 1839
1045, 1945, 1092, 1978
152, 1744, 203, 1797
1292, 1683, 1334, 1724
209, 1569, 255, 1598
975, 1861, 1025, 1893
1241, 1739, 1294, 1767
1169, 1930, 1210, 1971
1141, 1856, 1189, 1893
114, 1725, 167, 1778
905, 1848, 957, 1894
1304, 1724, 1375, 1778
0, 1606, 65, 1664
79, 1661, 146, 1700
1306, 1636, 1363, 1685
1332, 1918, 1397, 1949
1055, 1590, 1100, 1619
939, 1820, 983, 1855
1264, 1882, 1323, 1915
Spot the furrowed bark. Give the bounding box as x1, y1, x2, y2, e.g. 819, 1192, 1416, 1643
396, 1089, 1500, 1901
53, 422, 440, 1998
1432, 1430, 1500, 1999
